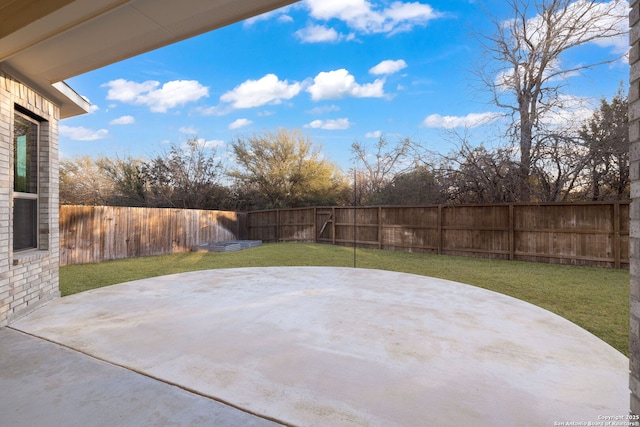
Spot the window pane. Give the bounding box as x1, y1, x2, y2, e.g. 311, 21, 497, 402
14, 114, 38, 193
14, 198, 37, 251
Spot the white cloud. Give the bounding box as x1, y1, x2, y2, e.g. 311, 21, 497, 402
422, 112, 503, 129
307, 69, 385, 100
295, 24, 342, 43
229, 118, 253, 130
505, 0, 629, 57
109, 115, 135, 125
576, 0, 630, 60
179, 126, 198, 134
81, 96, 99, 114
365, 130, 382, 138
304, 0, 442, 35
220, 74, 302, 109
103, 79, 157, 103
305, 118, 352, 130
103, 79, 209, 113
495, 57, 586, 92
243, 6, 294, 26
195, 105, 232, 116
60, 125, 109, 141
539, 94, 595, 127
370, 59, 407, 75
88, 104, 100, 114
278, 14, 294, 23
306, 104, 341, 114
197, 138, 226, 149
304, 0, 369, 21
138, 80, 209, 113
179, 138, 225, 152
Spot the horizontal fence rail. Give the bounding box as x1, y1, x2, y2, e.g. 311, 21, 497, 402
247, 202, 630, 269
60, 203, 630, 268
60, 205, 246, 266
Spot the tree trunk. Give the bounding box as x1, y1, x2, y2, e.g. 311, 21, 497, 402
591, 167, 600, 201
519, 106, 533, 202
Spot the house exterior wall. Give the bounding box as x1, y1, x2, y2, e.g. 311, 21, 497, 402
0, 68, 60, 327
632, 0, 640, 415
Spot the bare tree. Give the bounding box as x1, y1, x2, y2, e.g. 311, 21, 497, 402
439, 141, 521, 204
377, 165, 447, 205
530, 132, 590, 201
99, 155, 148, 207
59, 156, 115, 205
477, 0, 627, 200
351, 136, 413, 205
144, 139, 228, 209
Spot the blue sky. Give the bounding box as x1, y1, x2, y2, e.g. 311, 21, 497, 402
60, 0, 630, 172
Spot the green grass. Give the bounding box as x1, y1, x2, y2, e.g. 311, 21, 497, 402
60, 242, 630, 356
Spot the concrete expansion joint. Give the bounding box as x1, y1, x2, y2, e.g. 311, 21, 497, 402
5, 326, 292, 427
4, 267, 627, 425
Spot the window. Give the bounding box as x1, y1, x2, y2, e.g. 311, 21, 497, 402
13, 111, 39, 251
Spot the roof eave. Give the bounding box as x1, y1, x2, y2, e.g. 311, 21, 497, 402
0, 62, 90, 118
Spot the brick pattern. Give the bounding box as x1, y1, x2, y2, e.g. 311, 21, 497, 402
632, 0, 640, 415
0, 69, 60, 326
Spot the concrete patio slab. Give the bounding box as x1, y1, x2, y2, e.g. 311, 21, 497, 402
6, 267, 628, 426
0, 328, 281, 427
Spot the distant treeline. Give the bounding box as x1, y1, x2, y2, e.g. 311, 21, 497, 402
61, 95, 629, 211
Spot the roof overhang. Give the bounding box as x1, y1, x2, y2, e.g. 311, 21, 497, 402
0, 62, 90, 117
0, 0, 298, 118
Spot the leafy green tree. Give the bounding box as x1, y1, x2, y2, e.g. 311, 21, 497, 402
230, 129, 348, 209
579, 91, 629, 200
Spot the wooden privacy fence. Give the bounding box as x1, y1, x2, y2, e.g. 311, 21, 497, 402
247, 202, 630, 269
60, 205, 246, 266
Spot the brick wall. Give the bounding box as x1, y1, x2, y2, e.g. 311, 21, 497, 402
631, 0, 640, 415
0, 68, 60, 326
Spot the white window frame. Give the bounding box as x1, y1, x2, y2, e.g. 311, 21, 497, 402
13, 110, 40, 252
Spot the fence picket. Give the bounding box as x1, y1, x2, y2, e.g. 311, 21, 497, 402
59, 205, 245, 266
246, 202, 629, 269
60, 202, 630, 268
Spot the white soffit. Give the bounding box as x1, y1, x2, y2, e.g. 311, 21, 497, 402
0, 0, 298, 117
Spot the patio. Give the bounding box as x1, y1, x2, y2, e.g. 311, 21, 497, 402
1, 267, 628, 426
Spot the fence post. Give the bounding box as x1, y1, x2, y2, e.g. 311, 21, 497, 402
240, 212, 248, 240
61, 203, 630, 267
313, 207, 317, 243
378, 206, 383, 249
614, 202, 621, 269
332, 207, 336, 245
437, 205, 443, 255
509, 204, 515, 261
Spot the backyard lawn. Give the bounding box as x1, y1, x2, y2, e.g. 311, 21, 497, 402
60, 242, 630, 356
